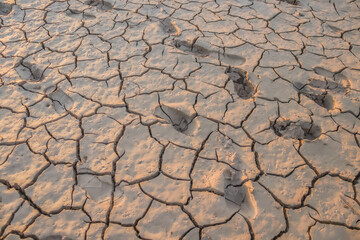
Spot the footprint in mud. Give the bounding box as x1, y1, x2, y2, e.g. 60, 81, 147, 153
301, 90, 335, 110
308, 78, 348, 92
226, 67, 255, 99
280, 0, 299, 5
219, 53, 246, 66
223, 170, 257, 218
312, 67, 352, 92
66, 9, 96, 19
313, 67, 334, 78
295, 81, 335, 110
16, 62, 46, 82
201, 236, 212, 240
173, 39, 210, 57
272, 118, 322, 140
83, 13, 96, 19
160, 18, 181, 35
172, 39, 246, 66
43, 235, 73, 240
77, 174, 112, 202
154, 105, 195, 133
327, 25, 343, 33
48, 88, 74, 114
0, 2, 12, 16
85, 0, 113, 10
65, 9, 81, 17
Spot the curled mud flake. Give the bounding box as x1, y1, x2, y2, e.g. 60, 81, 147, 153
160, 18, 181, 35
173, 40, 210, 57
0, 2, 12, 16
226, 67, 255, 99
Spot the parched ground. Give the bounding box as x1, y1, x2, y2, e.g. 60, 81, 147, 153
0, 0, 359, 239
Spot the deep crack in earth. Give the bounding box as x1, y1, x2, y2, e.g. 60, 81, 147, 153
0, 0, 359, 239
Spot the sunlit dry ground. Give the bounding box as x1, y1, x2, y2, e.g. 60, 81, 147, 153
0, 0, 360, 239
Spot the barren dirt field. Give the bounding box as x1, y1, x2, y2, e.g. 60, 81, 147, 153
0, 0, 359, 239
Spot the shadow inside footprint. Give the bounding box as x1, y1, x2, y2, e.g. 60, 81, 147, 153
327, 25, 342, 33
313, 67, 334, 78
309, 78, 347, 92
154, 105, 194, 133
225, 185, 245, 205
77, 174, 112, 203
219, 53, 246, 66
299, 121, 322, 140
66, 9, 82, 16
303, 92, 334, 110
66, 9, 96, 19
48, 89, 74, 113
43, 235, 73, 240
294, 82, 335, 111
272, 119, 322, 140
83, 13, 96, 19
160, 18, 181, 35
174, 40, 210, 57
223, 170, 257, 218
224, 171, 245, 206
0, 2, 12, 16
280, 0, 299, 5
172, 39, 245, 66
16, 62, 46, 82
300, 88, 335, 111
226, 67, 255, 99
85, 0, 112, 10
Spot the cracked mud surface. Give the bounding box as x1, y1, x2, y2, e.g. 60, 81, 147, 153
0, 0, 359, 239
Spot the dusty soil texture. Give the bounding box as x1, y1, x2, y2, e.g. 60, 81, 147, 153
0, 0, 359, 239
